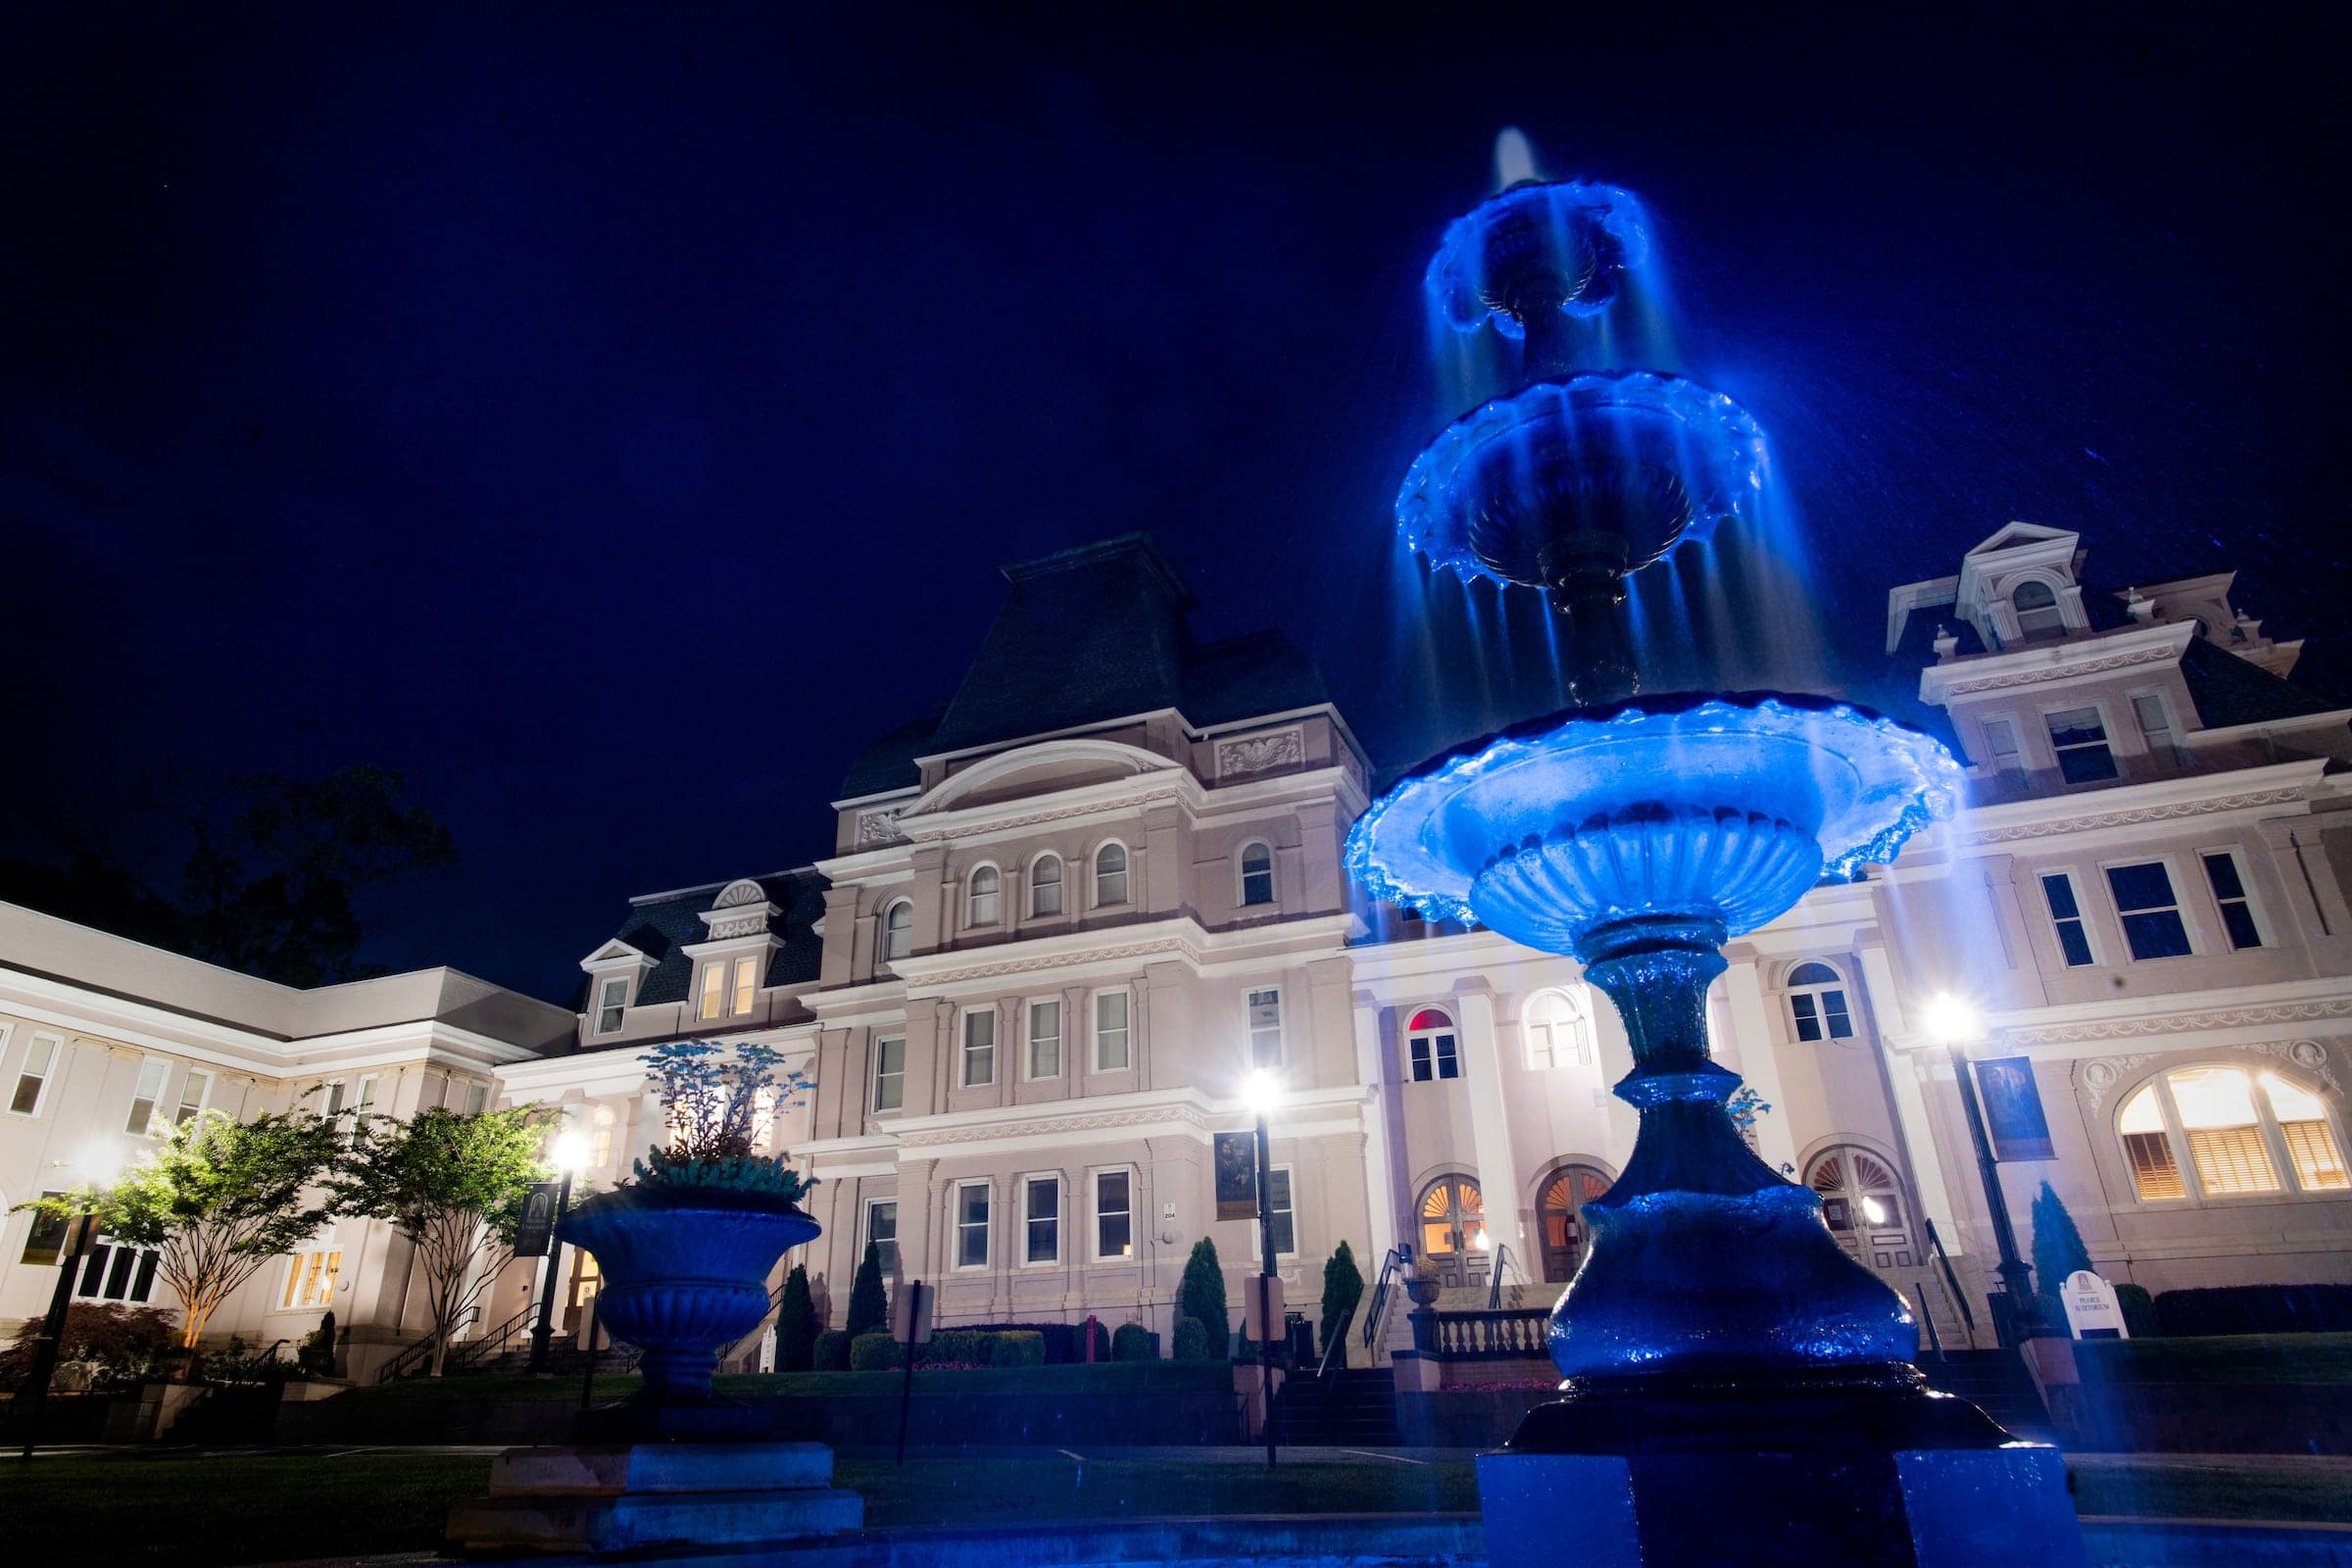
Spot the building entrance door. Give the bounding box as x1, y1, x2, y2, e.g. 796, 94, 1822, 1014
1537, 1166, 1611, 1283
1806, 1147, 1917, 1269
1417, 1176, 1489, 1288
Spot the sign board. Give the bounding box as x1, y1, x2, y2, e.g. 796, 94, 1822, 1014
1242, 1274, 1286, 1341
1975, 1055, 2056, 1162
2061, 1270, 2127, 1340
513, 1181, 561, 1259
1214, 1132, 1258, 1220
891, 1280, 934, 1346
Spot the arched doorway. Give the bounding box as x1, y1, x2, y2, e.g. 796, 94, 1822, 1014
1417, 1175, 1489, 1288
1806, 1147, 1916, 1269
1536, 1165, 1612, 1283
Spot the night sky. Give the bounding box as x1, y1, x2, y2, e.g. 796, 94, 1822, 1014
5, 6, 2346, 1002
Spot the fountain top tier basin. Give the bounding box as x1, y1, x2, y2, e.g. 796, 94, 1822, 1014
1426, 180, 1652, 335
1397, 372, 1766, 603
1348, 693, 1962, 957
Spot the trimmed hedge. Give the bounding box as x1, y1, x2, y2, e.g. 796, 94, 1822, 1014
1111, 1323, 1154, 1361
2155, 1284, 2352, 1337
850, 1332, 900, 1371
1173, 1316, 1208, 1361
989, 1331, 1046, 1367
2114, 1284, 2159, 1340
847, 1328, 1064, 1371
812, 1330, 853, 1371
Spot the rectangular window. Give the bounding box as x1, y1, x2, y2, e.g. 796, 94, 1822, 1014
125, 1058, 169, 1136
1261, 1167, 1296, 1257
872, 1037, 906, 1111
355, 1074, 378, 1112
2039, 873, 2096, 967
1031, 858, 1063, 916
322, 1079, 346, 1116
173, 1069, 212, 1126
956, 1181, 991, 1268
1027, 1000, 1062, 1079
464, 1081, 489, 1115
594, 977, 629, 1035
1024, 1175, 1059, 1264
10, 1034, 60, 1116
731, 955, 760, 1016
698, 962, 726, 1021
2201, 851, 2264, 951
75, 1235, 162, 1304
1094, 991, 1131, 1071
1981, 716, 2025, 776
1095, 1169, 1133, 1260
865, 1199, 899, 1274
2046, 707, 2119, 785
280, 1247, 343, 1309
20, 1194, 70, 1265
2132, 692, 2184, 767
2171, 1066, 2280, 1196
962, 1009, 997, 1087
1247, 989, 1283, 1067
2106, 861, 2193, 960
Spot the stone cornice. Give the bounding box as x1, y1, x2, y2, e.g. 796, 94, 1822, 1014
1919, 620, 2191, 705
882, 912, 1360, 991
2001, 998, 2352, 1048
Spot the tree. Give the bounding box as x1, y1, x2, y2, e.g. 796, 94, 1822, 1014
2030, 1180, 2095, 1328
775, 1264, 818, 1371
34, 1109, 344, 1349
846, 1242, 888, 1339
1320, 1240, 1365, 1363
327, 1104, 550, 1374
1179, 1238, 1229, 1361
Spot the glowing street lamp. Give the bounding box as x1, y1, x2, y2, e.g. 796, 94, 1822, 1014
527, 1128, 595, 1375
1929, 993, 2038, 1342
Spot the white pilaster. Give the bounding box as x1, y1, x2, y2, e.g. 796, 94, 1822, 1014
1856, 945, 1964, 1256
1720, 960, 1801, 1174
1455, 990, 1525, 1248
1351, 1002, 1400, 1258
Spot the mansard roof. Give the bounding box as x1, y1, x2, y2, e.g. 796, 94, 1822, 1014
612, 867, 826, 1007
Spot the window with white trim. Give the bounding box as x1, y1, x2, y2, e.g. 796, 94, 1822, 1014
956, 1181, 991, 1268
1406, 1007, 1458, 1082
2106, 861, 2193, 960
968, 865, 1002, 927
2132, 692, 2185, 767
731, 955, 760, 1016
1258, 1165, 1297, 1257
320, 1079, 347, 1116
2046, 707, 2119, 785
355, 1074, 378, 1112
2119, 1065, 2348, 1201
125, 1058, 168, 1136
962, 1008, 997, 1087
698, 962, 726, 1021
864, 1198, 899, 1274
881, 900, 913, 961
2201, 850, 2264, 951
1094, 991, 1132, 1071
1525, 990, 1592, 1068
1027, 1000, 1062, 1079
1239, 843, 1275, 907
280, 1246, 343, 1309
1030, 855, 1064, 917
2011, 578, 2065, 638
173, 1069, 212, 1127
2040, 872, 2096, 967
1981, 716, 2025, 777
10, 1034, 60, 1117
1095, 1168, 1134, 1260
1246, 988, 1283, 1068
1786, 962, 1855, 1042
594, 976, 630, 1035
74, 1234, 163, 1304
1023, 1174, 1059, 1264
464, 1081, 489, 1115
1094, 843, 1129, 906
20, 1194, 72, 1265
873, 1037, 906, 1111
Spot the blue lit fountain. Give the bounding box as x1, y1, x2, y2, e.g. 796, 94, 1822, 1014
1352, 161, 2086, 1565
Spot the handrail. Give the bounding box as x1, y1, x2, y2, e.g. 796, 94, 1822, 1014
1922, 1219, 1978, 1343
1485, 1244, 1524, 1310
1314, 1299, 1356, 1379
375, 1329, 440, 1384
445, 1302, 538, 1375
1361, 1245, 1411, 1349
720, 1274, 795, 1367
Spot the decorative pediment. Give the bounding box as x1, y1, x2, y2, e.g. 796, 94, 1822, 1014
699, 878, 779, 942
580, 937, 659, 974
904, 738, 1184, 819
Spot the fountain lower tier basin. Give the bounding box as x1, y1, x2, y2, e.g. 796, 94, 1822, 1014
1396, 373, 1765, 601
1347, 692, 1961, 952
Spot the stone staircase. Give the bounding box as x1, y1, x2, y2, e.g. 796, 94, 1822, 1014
1920, 1348, 2055, 1445
463, 1334, 641, 1379
1277, 1366, 1401, 1446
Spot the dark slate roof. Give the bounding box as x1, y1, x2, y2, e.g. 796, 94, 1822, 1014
625, 868, 826, 1007
837, 534, 1334, 797
2180, 637, 2344, 731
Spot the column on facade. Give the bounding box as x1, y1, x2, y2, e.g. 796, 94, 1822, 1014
1854, 945, 1966, 1260
1452, 989, 1526, 1251
1349, 998, 1402, 1262
898, 1155, 938, 1283
1718, 959, 1802, 1175
1062, 983, 1091, 1094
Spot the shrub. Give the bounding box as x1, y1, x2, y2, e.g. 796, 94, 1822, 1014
0, 1303, 177, 1392
989, 1331, 1046, 1367
776, 1264, 818, 1372
1111, 1323, 1154, 1361
1321, 1240, 1364, 1364
923, 1329, 985, 1366
1179, 1240, 1229, 1360
850, 1332, 902, 1371
2029, 1183, 2094, 1330
847, 1243, 889, 1339
2113, 1284, 2159, 1340
2154, 1284, 2352, 1337
812, 1330, 852, 1371
298, 1310, 337, 1376
1172, 1315, 1209, 1362
207, 1334, 298, 1387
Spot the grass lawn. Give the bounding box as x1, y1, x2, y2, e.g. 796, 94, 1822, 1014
343, 1360, 1232, 1402
2075, 1332, 2352, 1386
2068, 1454, 2352, 1523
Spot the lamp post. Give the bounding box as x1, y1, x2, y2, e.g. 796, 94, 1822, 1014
527, 1130, 592, 1375
1925, 995, 2037, 1344
18, 1147, 119, 1460
1242, 1068, 1284, 1470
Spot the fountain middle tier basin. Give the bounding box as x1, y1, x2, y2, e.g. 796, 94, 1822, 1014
1348, 693, 1961, 956
1425, 179, 1652, 334
1397, 373, 1766, 608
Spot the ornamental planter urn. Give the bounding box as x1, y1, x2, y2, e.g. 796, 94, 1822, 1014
557, 1184, 817, 1406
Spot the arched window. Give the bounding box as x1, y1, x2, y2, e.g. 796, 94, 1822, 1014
967, 865, 1002, 927
1239, 842, 1275, 907
2012, 578, 2065, 638
1030, 854, 1064, 917
1536, 1165, 1611, 1282
1786, 961, 1854, 1042
1417, 1175, 1486, 1285
881, 900, 912, 962
1094, 843, 1130, 907
1406, 1007, 1459, 1082
1525, 990, 1591, 1069
2117, 1065, 2347, 1201
1806, 1146, 1916, 1267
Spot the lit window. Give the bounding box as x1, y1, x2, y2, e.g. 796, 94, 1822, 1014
698, 962, 726, 1020
873, 1037, 906, 1111
865, 1199, 899, 1275
10, 1035, 60, 1117
590, 1107, 615, 1168
1406, 1007, 1459, 1082
1094, 843, 1129, 906
1096, 1169, 1133, 1259
956, 1181, 991, 1268
2117, 1065, 2346, 1202
1094, 991, 1131, 1071
1247, 989, 1282, 1068
2012, 579, 2065, 638
2046, 707, 2119, 785
173, 1070, 212, 1127
2040, 873, 2096, 967
1024, 1175, 1059, 1264
882, 900, 913, 962
2107, 862, 2192, 960
2171, 1066, 2280, 1195
594, 977, 629, 1035
2118, 1084, 2183, 1200
1981, 716, 2025, 777
2266, 1075, 2349, 1192
1240, 843, 1275, 907
1786, 961, 1854, 1041
968, 866, 1002, 927
1261, 1166, 1296, 1256
2133, 693, 2184, 768
280, 1247, 343, 1309
1525, 990, 1591, 1069
126, 1058, 168, 1136
1028, 1000, 1062, 1079
2201, 852, 2263, 951
962, 1009, 996, 1087
1031, 856, 1063, 917
731, 955, 760, 1016
74, 1234, 163, 1304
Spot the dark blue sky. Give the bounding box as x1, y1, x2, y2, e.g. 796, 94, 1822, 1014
5, 5, 2346, 1001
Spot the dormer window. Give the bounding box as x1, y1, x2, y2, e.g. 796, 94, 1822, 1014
882, 900, 913, 961
1095, 843, 1130, 907
968, 865, 1003, 927
699, 955, 760, 1020
2011, 579, 2064, 638
593, 977, 629, 1036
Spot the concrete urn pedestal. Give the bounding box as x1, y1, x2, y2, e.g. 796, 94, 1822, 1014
446, 1440, 862, 1555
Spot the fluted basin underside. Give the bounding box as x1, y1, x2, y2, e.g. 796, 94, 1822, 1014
1425, 180, 1652, 335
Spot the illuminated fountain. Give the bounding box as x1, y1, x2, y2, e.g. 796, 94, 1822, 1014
1353, 165, 2087, 1564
